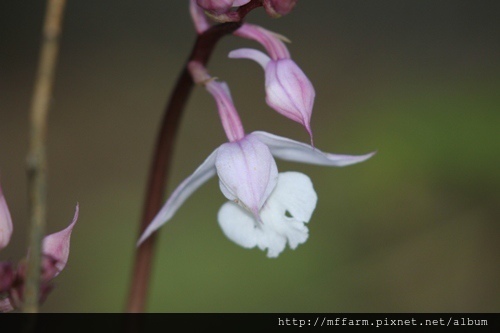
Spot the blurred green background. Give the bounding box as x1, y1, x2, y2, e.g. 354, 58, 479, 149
1, 1, 499, 312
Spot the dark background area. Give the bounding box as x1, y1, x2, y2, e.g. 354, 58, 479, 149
0, 1, 499, 312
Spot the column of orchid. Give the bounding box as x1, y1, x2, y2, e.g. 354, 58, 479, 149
138, 0, 374, 258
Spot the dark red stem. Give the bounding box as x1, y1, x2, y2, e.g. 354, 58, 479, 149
124, 1, 263, 310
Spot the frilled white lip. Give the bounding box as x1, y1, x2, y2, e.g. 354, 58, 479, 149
137, 131, 374, 246
218, 171, 316, 258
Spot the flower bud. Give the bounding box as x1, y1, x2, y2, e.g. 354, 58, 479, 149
0, 185, 13, 251
263, 0, 298, 18
229, 48, 315, 142
41, 204, 79, 279
0, 262, 15, 293
196, 0, 250, 14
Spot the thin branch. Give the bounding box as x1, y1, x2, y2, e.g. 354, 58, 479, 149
24, 0, 67, 313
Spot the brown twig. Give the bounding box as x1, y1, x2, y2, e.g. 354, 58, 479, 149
125, 1, 263, 313
24, 0, 67, 313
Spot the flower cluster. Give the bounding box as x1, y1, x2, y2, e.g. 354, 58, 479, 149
0, 184, 78, 312
139, 1, 374, 258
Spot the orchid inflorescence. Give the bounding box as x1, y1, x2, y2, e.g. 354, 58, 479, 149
1, 0, 373, 314
138, 0, 374, 258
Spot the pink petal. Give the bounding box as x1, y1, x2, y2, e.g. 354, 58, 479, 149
263, 0, 298, 17
190, 0, 211, 34
0, 185, 13, 251
265, 59, 315, 141
41, 204, 79, 278
233, 0, 251, 6
215, 134, 278, 219
205, 80, 245, 142
234, 23, 290, 60
196, 0, 234, 14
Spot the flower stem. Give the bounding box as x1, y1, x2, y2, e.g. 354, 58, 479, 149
125, 21, 247, 313
24, 0, 67, 313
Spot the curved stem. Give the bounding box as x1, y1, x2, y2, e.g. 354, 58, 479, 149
125, 20, 248, 313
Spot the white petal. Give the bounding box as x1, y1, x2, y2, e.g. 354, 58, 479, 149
252, 131, 375, 166
262, 172, 317, 224
137, 149, 218, 245
217, 172, 316, 258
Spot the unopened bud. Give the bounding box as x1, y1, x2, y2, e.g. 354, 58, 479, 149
263, 0, 298, 18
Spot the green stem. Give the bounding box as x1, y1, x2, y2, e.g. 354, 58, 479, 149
24, 0, 67, 313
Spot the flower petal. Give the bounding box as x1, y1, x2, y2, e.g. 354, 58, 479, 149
263, 0, 298, 18
190, 0, 210, 34
137, 149, 218, 245
228, 48, 271, 70
233, 0, 251, 6
252, 131, 375, 166
42, 203, 79, 278
265, 59, 315, 141
218, 172, 316, 258
0, 185, 13, 251
205, 80, 245, 142
196, 0, 234, 14
234, 23, 290, 60
0, 298, 14, 313
215, 134, 278, 218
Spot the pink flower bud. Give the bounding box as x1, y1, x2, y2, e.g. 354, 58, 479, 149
264, 58, 314, 140
41, 204, 79, 279
0, 185, 13, 251
0, 262, 15, 293
0, 298, 14, 313
263, 0, 298, 18
190, 0, 211, 34
196, 0, 250, 14
229, 48, 315, 142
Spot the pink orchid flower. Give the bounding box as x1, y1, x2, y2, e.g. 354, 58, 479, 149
0, 182, 78, 311
138, 76, 373, 257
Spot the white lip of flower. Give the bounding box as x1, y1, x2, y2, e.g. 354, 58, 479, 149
218, 171, 316, 258
137, 131, 374, 257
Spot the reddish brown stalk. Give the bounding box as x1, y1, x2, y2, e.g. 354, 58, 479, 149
125, 1, 262, 313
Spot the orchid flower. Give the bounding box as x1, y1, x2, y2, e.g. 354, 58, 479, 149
138, 70, 373, 257
232, 23, 315, 143
0, 182, 79, 312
